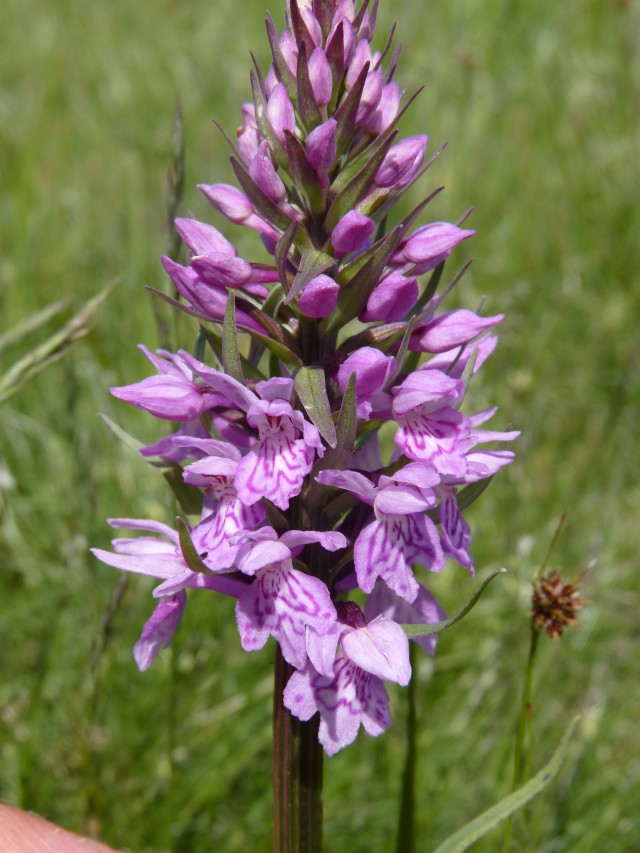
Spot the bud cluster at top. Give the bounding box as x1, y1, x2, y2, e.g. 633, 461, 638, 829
93, 0, 518, 755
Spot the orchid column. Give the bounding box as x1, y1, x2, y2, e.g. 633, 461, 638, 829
92, 0, 517, 850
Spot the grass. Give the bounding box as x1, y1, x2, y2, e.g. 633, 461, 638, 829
1, 0, 638, 850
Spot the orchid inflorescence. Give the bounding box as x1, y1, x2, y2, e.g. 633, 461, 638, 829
92, 0, 517, 756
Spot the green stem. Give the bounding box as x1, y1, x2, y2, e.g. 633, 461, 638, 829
273, 645, 324, 853
395, 642, 417, 853
502, 624, 540, 852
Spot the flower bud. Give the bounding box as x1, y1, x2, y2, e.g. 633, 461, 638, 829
249, 141, 287, 205
306, 118, 337, 172
297, 274, 340, 318
267, 82, 296, 142
361, 272, 418, 322
331, 210, 376, 257
375, 136, 428, 189
308, 47, 333, 106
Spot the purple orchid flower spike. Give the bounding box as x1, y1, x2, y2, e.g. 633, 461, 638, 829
96, 0, 518, 789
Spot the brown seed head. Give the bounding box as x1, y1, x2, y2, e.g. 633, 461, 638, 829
531, 570, 587, 640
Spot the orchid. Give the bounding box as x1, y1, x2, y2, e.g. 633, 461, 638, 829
93, 0, 517, 846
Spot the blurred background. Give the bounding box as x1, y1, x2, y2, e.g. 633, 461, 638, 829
1, 0, 638, 850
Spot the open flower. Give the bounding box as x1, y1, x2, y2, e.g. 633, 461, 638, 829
284, 601, 410, 755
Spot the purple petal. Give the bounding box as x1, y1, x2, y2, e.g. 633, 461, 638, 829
133, 592, 186, 671
365, 81, 400, 134
337, 347, 396, 418
315, 469, 377, 504
234, 436, 313, 511
255, 376, 294, 402
306, 623, 344, 678
439, 488, 474, 572
392, 369, 465, 417
424, 332, 498, 377
394, 406, 471, 476
110, 375, 209, 422
179, 351, 258, 412
353, 518, 420, 602
235, 563, 336, 669
280, 529, 348, 553
91, 547, 186, 580
341, 618, 411, 685
234, 539, 292, 575
374, 484, 433, 515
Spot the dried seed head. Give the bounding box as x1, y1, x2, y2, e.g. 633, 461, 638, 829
531, 570, 587, 640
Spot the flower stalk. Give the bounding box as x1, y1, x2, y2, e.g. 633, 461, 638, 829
274, 646, 323, 853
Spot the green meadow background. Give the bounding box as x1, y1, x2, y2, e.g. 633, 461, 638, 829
1, 0, 638, 850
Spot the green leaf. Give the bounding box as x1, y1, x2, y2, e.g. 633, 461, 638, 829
296, 41, 322, 130
338, 322, 407, 355
176, 516, 215, 575
283, 130, 325, 213
325, 21, 347, 106
294, 365, 336, 447
431, 716, 580, 853
412, 260, 445, 314
275, 222, 299, 296
312, 0, 333, 38
319, 371, 357, 471
385, 316, 418, 388
243, 327, 302, 368
402, 568, 506, 638
285, 248, 335, 305
333, 62, 369, 157
289, 0, 315, 50
98, 413, 144, 455
456, 477, 493, 511
222, 292, 244, 382
163, 467, 204, 516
